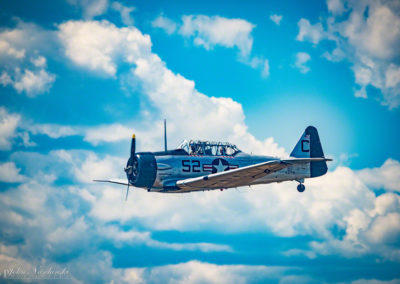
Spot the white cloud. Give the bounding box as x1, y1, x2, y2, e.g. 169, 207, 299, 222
0, 151, 233, 277
342, 3, 400, 60
0, 107, 20, 150
111, 2, 135, 26
269, 14, 283, 25
152, 15, 177, 35
12, 68, 55, 96
309, 191, 400, 261
0, 71, 12, 86
78, 154, 400, 262
0, 162, 25, 183
58, 20, 284, 155
58, 20, 152, 76
18, 131, 36, 147
1, 67, 56, 97
357, 158, 400, 192
0, 21, 50, 63
296, 19, 325, 45
0, 22, 56, 97
327, 0, 346, 15
68, 0, 109, 19
151, 14, 269, 77
262, 59, 270, 77
31, 55, 46, 67
0, 39, 25, 59
385, 64, 400, 88
322, 47, 345, 62
366, 213, 400, 244
83, 123, 132, 145
295, 52, 311, 73
298, 0, 400, 108
350, 280, 400, 284
98, 225, 232, 252
115, 261, 290, 284
29, 123, 78, 138
54, 150, 125, 183
179, 15, 255, 57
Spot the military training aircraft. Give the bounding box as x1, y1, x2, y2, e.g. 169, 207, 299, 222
95, 121, 332, 199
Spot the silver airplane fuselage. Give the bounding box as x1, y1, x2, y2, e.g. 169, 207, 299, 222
148, 152, 309, 192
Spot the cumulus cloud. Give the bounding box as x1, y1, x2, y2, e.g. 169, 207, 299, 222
357, 158, 400, 192
71, 154, 400, 262
310, 192, 400, 261
150, 14, 270, 77
295, 52, 311, 73
262, 59, 270, 77
326, 0, 346, 15
28, 123, 78, 139
0, 151, 234, 269
269, 14, 283, 25
99, 225, 232, 252
0, 162, 25, 183
83, 123, 132, 145
152, 15, 177, 35
0, 39, 25, 59
111, 1, 135, 26
58, 20, 152, 76
30, 55, 46, 67
179, 15, 255, 57
0, 107, 20, 150
114, 261, 292, 284
2, 146, 400, 282
296, 19, 325, 45
0, 21, 56, 96
11, 68, 55, 96
0, 21, 51, 62
54, 149, 125, 183
68, 0, 109, 19
297, 0, 400, 108
58, 20, 284, 155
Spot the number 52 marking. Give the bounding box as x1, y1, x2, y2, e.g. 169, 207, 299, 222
182, 160, 201, 172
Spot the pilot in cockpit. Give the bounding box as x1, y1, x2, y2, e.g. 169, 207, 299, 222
196, 145, 204, 155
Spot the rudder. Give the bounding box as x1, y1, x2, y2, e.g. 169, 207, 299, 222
290, 126, 328, 178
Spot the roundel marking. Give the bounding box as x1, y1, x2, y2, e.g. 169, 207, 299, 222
211, 158, 230, 173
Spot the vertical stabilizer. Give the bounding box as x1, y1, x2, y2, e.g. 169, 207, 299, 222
290, 126, 328, 177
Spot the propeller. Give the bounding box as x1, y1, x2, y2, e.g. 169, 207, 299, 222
124, 134, 136, 201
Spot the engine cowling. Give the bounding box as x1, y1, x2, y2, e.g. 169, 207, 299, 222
126, 152, 157, 188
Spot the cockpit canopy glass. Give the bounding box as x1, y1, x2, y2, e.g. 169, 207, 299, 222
177, 140, 241, 156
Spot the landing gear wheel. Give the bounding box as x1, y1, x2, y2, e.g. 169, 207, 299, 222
297, 183, 305, 193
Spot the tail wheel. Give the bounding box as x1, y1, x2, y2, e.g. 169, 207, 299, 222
297, 184, 305, 193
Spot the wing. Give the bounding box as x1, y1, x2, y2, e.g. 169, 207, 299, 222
93, 179, 130, 186
175, 157, 332, 192
176, 159, 289, 191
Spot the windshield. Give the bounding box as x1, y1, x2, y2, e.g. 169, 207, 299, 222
177, 140, 241, 156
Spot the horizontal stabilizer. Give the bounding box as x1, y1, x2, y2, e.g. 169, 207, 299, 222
282, 157, 332, 164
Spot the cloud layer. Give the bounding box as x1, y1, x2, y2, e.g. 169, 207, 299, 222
297, 0, 400, 108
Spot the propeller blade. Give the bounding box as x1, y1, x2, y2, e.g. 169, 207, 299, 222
130, 134, 136, 158
125, 184, 129, 201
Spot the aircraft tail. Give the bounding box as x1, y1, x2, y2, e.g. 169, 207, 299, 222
290, 126, 328, 177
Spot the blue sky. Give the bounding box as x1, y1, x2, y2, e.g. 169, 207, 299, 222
0, 0, 400, 283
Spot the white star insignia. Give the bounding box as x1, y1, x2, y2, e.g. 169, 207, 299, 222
213, 160, 228, 172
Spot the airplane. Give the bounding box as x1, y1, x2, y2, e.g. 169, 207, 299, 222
95, 121, 332, 199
